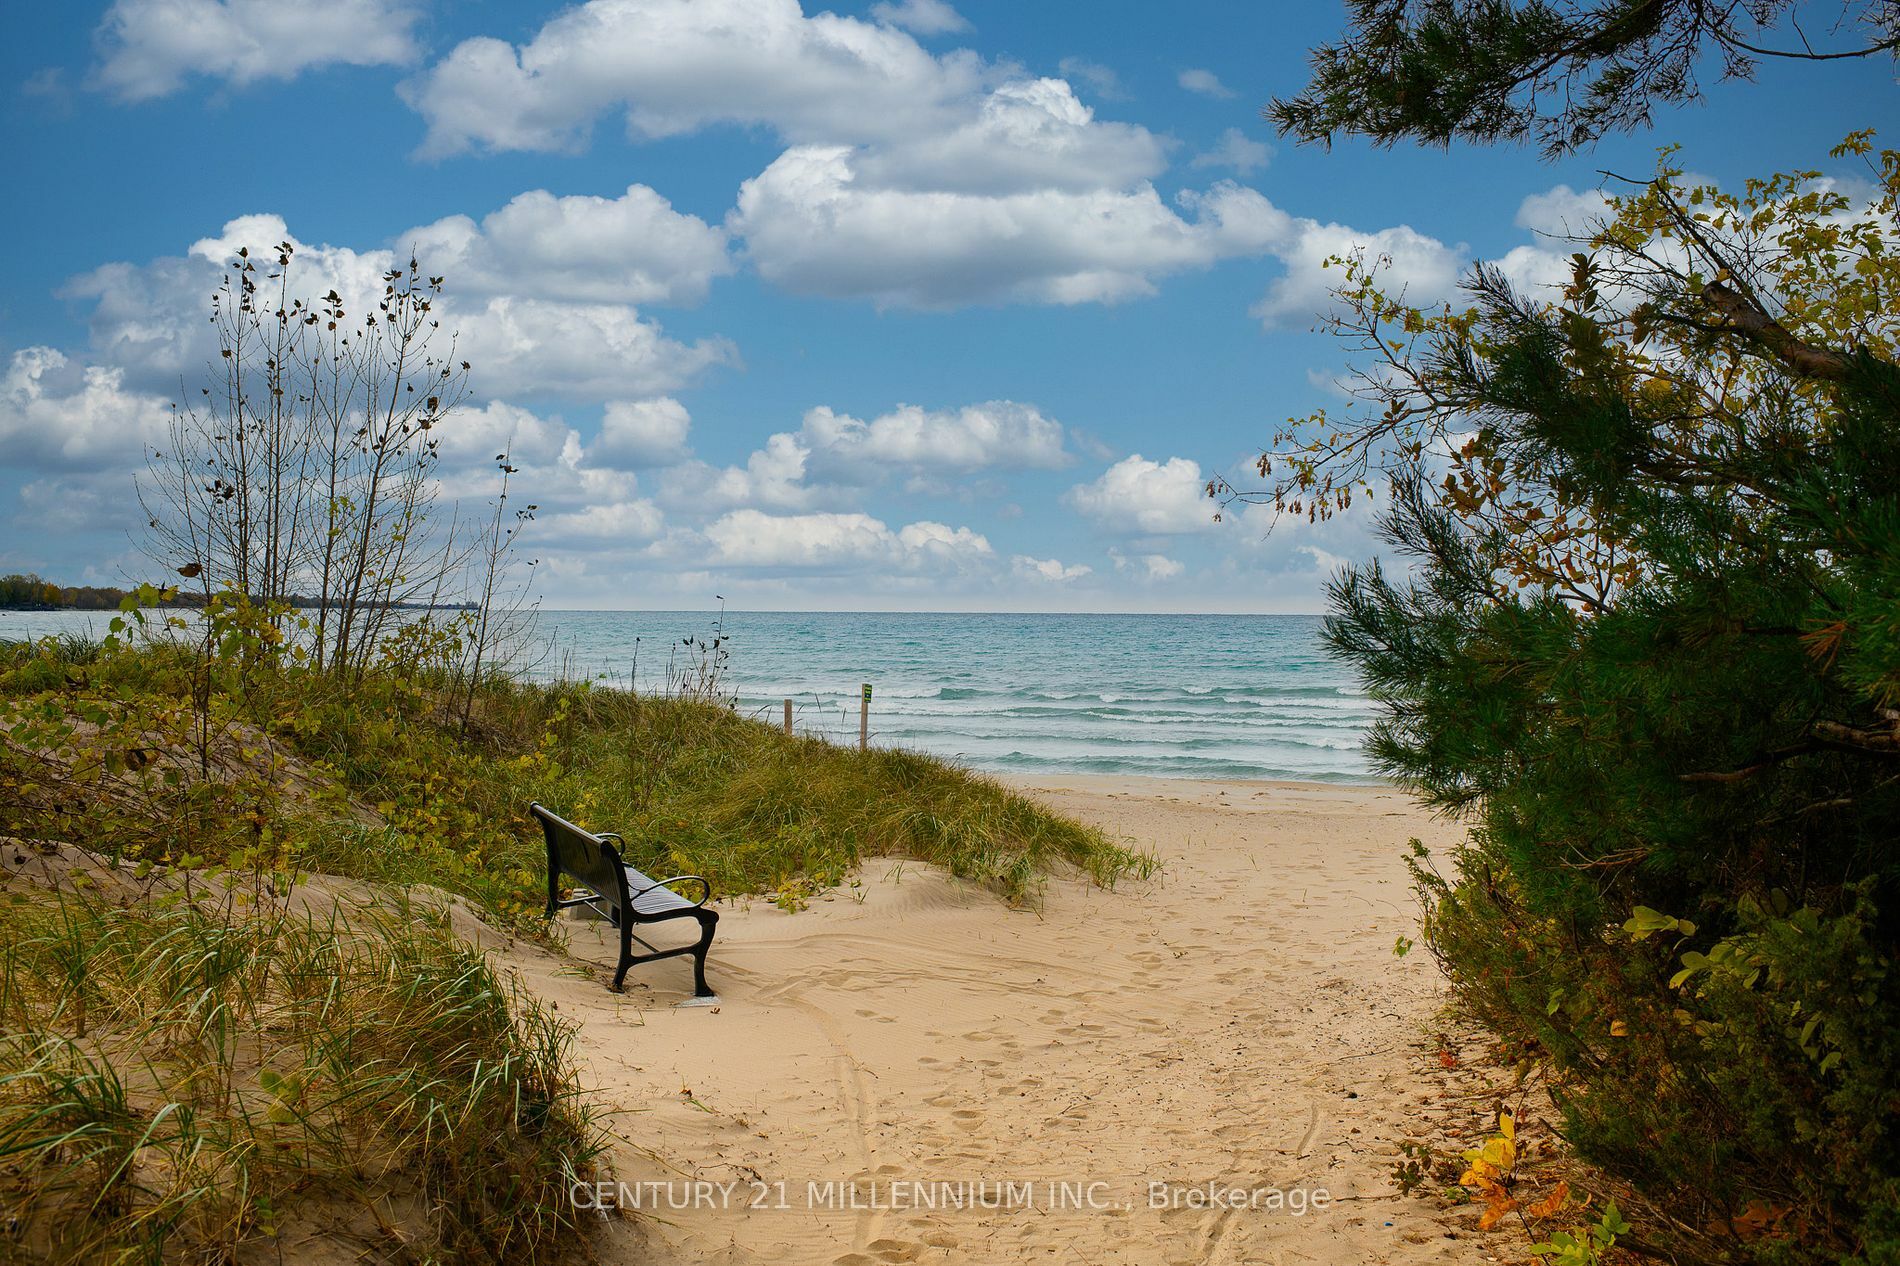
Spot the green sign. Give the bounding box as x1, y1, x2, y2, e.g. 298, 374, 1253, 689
861, 683, 872, 702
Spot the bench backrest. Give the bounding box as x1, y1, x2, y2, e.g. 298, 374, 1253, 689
530, 801, 631, 922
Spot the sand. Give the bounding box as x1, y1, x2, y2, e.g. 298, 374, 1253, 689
500, 777, 1483, 1266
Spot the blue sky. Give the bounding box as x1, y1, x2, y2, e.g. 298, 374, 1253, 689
0, 0, 1890, 611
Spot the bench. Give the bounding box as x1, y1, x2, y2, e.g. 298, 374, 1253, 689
530, 802, 719, 997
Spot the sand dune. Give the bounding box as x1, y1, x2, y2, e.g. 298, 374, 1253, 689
500, 777, 1478, 1265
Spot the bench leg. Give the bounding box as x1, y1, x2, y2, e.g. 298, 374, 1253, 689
612, 917, 634, 992
691, 910, 718, 997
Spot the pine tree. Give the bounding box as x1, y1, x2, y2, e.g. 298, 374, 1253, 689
1264, 142, 1900, 1261
1272, 0, 1900, 156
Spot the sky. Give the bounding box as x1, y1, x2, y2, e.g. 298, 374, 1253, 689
0, 0, 1891, 612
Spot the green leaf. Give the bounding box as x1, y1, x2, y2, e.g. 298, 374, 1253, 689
1623, 906, 1686, 939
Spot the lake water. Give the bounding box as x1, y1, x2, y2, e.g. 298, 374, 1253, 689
0, 608, 1376, 782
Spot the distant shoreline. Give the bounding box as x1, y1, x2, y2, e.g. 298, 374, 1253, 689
0, 600, 477, 613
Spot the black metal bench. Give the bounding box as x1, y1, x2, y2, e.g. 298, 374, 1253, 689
530, 802, 719, 997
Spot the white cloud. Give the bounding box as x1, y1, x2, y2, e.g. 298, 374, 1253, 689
454, 296, 735, 400
1246, 181, 1624, 327
703, 508, 830, 567
94, 0, 421, 101
1515, 184, 1613, 236
404, 185, 732, 307
1178, 68, 1235, 99
64, 212, 735, 403
849, 78, 1167, 196
734, 151, 1285, 307
870, 0, 970, 35
662, 433, 818, 512
591, 398, 693, 469
1056, 57, 1124, 101
1191, 127, 1272, 176
436, 399, 578, 469
800, 400, 1069, 477
703, 509, 990, 571
1111, 549, 1185, 580
536, 497, 667, 544
1251, 221, 1468, 329
657, 397, 1067, 514
0, 347, 168, 471
401, 0, 986, 157
398, 1, 1313, 314
1012, 554, 1090, 583
1299, 544, 1352, 574
897, 520, 992, 565
1066, 454, 1215, 535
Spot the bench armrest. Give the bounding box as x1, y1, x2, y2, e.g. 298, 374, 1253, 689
632, 875, 713, 907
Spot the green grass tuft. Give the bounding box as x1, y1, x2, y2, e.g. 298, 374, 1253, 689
0, 885, 604, 1263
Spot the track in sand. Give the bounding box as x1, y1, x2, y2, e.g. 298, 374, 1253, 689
500, 777, 1486, 1265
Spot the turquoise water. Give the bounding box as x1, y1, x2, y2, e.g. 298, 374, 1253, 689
0, 609, 1376, 782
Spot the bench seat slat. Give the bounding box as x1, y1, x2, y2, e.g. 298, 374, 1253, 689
626, 868, 695, 915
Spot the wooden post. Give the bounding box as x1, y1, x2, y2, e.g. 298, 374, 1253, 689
783, 698, 793, 735
859, 682, 871, 752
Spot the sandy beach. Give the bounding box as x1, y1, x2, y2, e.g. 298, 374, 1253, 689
495, 777, 1485, 1265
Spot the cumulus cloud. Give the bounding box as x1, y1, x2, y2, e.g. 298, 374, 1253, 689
709, 69, 1298, 309
1012, 554, 1091, 583
435, 399, 578, 470
0, 347, 168, 471
94, 0, 421, 101
870, 0, 970, 35
735, 152, 1284, 307
1177, 68, 1234, 99
1516, 184, 1614, 236
703, 509, 990, 571
1111, 549, 1185, 580
535, 497, 667, 544
63, 212, 734, 402
800, 400, 1069, 477
662, 433, 818, 512
1251, 221, 1469, 329
1066, 455, 1216, 535
404, 185, 732, 307
453, 296, 735, 400
397, 1, 1324, 313
401, 0, 985, 156
658, 397, 1068, 514
591, 398, 693, 469
1191, 127, 1272, 176
1247, 184, 1625, 327
849, 78, 1167, 196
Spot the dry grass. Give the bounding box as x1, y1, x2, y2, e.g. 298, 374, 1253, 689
0, 881, 605, 1264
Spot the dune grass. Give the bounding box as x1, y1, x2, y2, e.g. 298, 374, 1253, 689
280, 678, 1153, 925
0, 883, 603, 1264
0, 636, 1152, 928
499, 686, 1156, 905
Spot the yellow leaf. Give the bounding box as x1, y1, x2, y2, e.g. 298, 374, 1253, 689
1527, 1181, 1571, 1220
